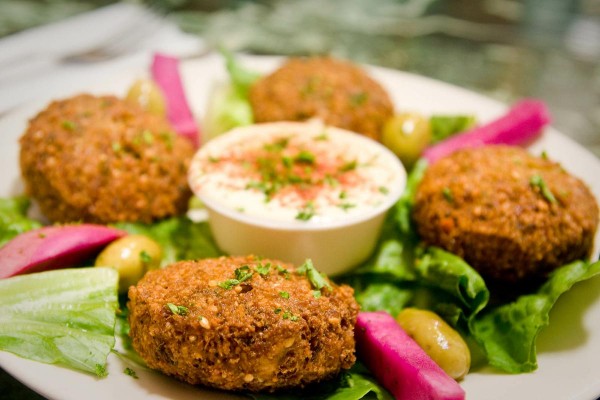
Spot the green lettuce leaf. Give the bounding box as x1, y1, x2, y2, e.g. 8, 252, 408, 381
0, 267, 119, 376
416, 246, 489, 319
471, 260, 600, 373
203, 48, 262, 140
248, 362, 392, 400
429, 115, 477, 143
221, 46, 262, 97
0, 196, 42, 247
114, 216, 223, 266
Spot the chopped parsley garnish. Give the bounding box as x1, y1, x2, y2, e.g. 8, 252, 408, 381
338, 202, 356, 211
159, 131, 174, 150
294, 150, 316, 164
350, 91, 368, 106
279, 291, 290, 299
339, 160, 358, 172
530, 174, 557, 204
166, 303, 189, 316
255, 262, 271, 276
111, 142, 122, 153
124, 367, 138, 379
442, 187, 454, 203
275, 264, 290, 279
282, 310, 299, 321
312, 290, 322, 299
62, 120, 77, 131
230, 135, 361, 202
378, 186, 389, 194
218, 266, 254, 289
274, 308, 282, 314
297, 259, 331, 291
296, 201, 316, 221
142, 130, 154, 144
339, 191, 348, 199
314, 132, 329, 141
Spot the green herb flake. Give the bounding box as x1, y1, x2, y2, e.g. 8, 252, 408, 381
274, 308, 282, 314
530, 174, 557, 204
159, 131, 174, 150
124, 367, 139, 379
255, 262, 271, 276
218, 266, 254, 289
111, 142, 122, 153
279, 291, 290, 299
166, 303, 189, 316
378, 186, 389, 194
218, 279, 238, 290
339, 160, 358, 172
314, 132, 329, 141
339, 191, 348, 199
275, 264, 290, 279
350, 91, 368, 106
294, 150, 316, 164
142, 130, 154, 144
312, 290, 322, 299
62, 120, 77, 131
235, 265, 253, 282
442, 187, 454, 203
297, 259, 332, 291
296, 201, 316, 221
282, 310, 294, 320
339, 202, 356, 211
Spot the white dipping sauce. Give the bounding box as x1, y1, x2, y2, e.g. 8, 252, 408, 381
189, 121, 405, 225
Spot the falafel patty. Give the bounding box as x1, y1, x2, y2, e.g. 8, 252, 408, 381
249, 57, 393, 140
412, 145, 599, 284
128, 256, 359, 393
19, 94, 195, 223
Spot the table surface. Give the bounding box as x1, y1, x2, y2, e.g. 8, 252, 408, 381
0, 1, 599, 399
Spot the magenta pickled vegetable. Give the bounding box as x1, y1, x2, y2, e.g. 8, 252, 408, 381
0, 224, 126, 279
356, 311, 465, 400
151, 53, 199, 147
422, 99, 550, 164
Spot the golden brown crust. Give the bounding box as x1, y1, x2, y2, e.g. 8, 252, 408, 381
19, 94, 194, 223
128, 256, 359, 392
249, 57, 393, 140
412, 145, 599, 284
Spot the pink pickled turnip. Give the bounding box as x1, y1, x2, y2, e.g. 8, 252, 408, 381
422, 99, 550, 164
151, 53, 199, 147
355, 311, 465, 400
0, 224, 126, 279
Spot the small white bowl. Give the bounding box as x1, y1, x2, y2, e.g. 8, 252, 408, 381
188, 121, 406, 275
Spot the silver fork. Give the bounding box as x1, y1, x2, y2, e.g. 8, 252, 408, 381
60, 1, 166, 64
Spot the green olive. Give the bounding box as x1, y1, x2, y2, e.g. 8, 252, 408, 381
382, 112, 432, 168
95, 234, 162, 293
125, 78, 166, 117
396, 308, 471, 380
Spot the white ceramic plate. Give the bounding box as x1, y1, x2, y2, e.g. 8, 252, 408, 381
1, 54, 599, 400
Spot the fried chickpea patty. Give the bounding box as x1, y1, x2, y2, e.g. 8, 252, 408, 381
249, 57, 393, 140
412, 145, 599, 284
19, 94, 194, 223
128, 256, 359, 392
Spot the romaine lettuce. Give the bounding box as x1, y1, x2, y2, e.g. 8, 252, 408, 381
114, 216, 222, 266
0, 267, 119, 376
0, 196, 41, 248
472, 260, 600, 373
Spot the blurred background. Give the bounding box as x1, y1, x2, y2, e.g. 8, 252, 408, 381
1, 0, 599, 156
